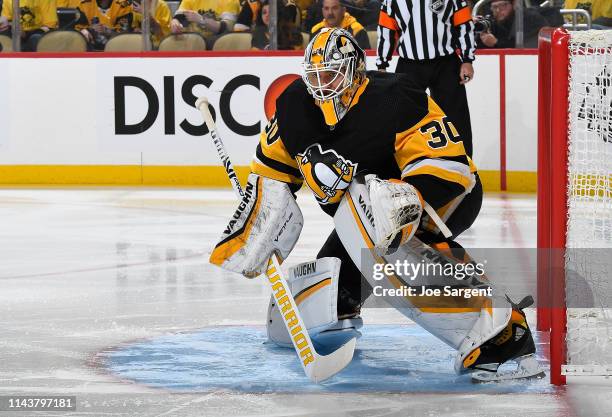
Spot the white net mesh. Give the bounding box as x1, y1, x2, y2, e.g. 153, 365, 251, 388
565, 30, 612, 374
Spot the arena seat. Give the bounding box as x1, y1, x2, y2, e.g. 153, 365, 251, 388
158, 33, 208, 51
36, 31, 87, 52
0, 35, 12, 53
367, 30, 377, 50
211, 33, 252, 51
104, 34, 145, 52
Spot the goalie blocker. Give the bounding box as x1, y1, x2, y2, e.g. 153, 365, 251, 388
209, 173, 303, 278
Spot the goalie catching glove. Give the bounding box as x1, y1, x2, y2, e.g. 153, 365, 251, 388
209, 173, 303, 278
366, 175, 424, 249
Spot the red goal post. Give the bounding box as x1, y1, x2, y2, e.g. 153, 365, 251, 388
537, 28, 612, 386
537, 27, 569, 386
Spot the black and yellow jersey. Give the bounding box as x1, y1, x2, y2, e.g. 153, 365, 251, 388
251, 71, 477, 217
76, 0, 133, 31
1, 0, 58, 32
132, 0, 172, 46
311, 12, 370, 50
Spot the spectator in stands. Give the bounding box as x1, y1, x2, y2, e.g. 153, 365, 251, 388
77, 0, 134, 50
170, 0, 240, 45
56, 1, 90, 34
55, 1, 84, 31
304, 0, 376, 32
235, 0, 303, 32
310, 0, 369, 49
0, 0, 58, 51
251, 0, 302, 49
236, 0, 305, 32
131, 0, 172, 47
234, 0, 262, 31
564, 0, 611, 28
476, 0, 548, 48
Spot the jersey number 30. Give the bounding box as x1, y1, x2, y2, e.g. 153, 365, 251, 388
420, 117, 462, 149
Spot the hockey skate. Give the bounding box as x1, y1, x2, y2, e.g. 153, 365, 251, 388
461, 296, 546, 382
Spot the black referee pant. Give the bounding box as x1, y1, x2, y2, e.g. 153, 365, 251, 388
395, 54, 473, 158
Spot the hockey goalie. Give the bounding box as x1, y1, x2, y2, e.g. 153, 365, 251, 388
209, 28, 543, 382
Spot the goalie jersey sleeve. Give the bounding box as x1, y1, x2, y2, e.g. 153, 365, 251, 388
393, 82, 476, 210
250, 114, 304, 194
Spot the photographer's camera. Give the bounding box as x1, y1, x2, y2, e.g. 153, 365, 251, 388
474, 15, 494, 33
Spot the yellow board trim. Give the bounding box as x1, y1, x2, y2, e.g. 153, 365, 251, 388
478, 170, 537, 193
0, 165, 251, 187
0, 166, 540, 193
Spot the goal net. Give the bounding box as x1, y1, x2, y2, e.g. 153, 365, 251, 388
565, 30, 612, 376
538, 28, 612, 385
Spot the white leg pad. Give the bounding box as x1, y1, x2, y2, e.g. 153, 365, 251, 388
334, 175, 514, 372
267, 257, 363, 349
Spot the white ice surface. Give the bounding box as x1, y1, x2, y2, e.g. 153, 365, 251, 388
0, 188, 609, 417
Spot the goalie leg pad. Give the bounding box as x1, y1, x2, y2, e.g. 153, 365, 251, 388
267, 257, 363, 349
209, 173, 303, 278
334, 176, 521, 362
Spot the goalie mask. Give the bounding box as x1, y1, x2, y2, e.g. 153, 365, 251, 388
302, 28, 367, 127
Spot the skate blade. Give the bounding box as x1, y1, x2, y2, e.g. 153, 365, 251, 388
471, 355, 546, 383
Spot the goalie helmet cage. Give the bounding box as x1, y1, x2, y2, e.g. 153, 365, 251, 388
537, 28, 612, 386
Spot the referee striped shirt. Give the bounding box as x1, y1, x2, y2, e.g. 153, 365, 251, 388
376, 0, 475, 69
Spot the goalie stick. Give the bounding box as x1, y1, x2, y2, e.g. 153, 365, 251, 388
197, 99, 244, 198
196, 97, 356, 383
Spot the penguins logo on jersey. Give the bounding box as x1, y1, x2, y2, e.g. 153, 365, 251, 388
296, 144, 357, 205
19, 7, 35, 25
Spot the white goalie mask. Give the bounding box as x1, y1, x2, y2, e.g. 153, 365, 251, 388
302, 28, 367, 126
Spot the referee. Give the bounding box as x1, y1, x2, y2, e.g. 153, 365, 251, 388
376, 0, 476, 157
